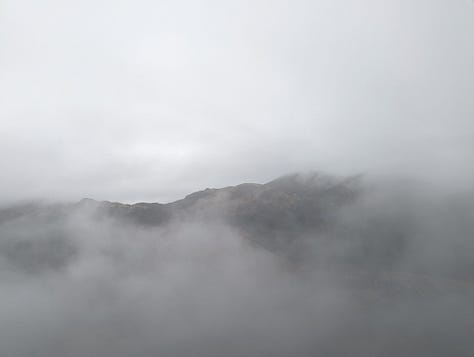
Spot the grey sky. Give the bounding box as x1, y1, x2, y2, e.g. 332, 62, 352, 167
0, 0, 473, 203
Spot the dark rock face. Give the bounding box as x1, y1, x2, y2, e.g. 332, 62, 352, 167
228, 174, 360, 252
75, 198, 171, 226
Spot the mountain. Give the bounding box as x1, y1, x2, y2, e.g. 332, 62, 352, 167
75, 172, 359, 236
1, 172, 473, 280
2, 173, 359, 257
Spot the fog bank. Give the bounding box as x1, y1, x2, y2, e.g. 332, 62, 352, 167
0, 176, 473, 356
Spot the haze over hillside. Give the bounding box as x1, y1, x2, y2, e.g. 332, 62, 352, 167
1, 173, 473, 356
1, 0, 473, 355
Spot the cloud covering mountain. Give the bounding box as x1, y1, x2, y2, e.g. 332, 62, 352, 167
1, 173, 473, 356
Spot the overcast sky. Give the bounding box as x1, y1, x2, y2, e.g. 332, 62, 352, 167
0, 0, 473, 203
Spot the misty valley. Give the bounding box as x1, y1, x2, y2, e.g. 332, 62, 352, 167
0, 173, 473, 357
2, 0, 473, 354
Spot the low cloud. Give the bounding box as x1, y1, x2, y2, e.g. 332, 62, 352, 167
0, 177, 473, 356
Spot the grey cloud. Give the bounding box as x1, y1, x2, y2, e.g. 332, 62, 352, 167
0, 175, 473, 356
0, 1, 473, 353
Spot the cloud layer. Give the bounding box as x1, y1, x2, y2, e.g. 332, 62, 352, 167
0, 177, 473, 356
